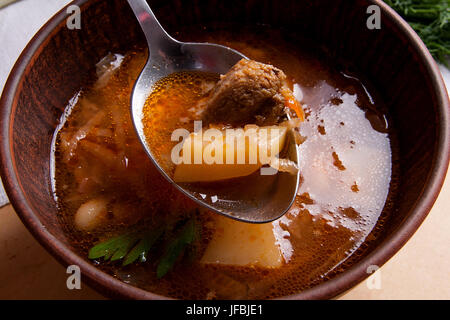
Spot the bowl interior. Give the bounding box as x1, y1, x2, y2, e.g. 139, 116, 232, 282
1, 0, 449, 299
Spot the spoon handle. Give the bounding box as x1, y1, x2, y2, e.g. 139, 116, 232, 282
127, 0, 178, 56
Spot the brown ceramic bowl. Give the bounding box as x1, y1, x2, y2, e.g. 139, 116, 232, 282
0, 0, 449, 299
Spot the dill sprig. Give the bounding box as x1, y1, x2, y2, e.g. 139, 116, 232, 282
385, 0, 450, 65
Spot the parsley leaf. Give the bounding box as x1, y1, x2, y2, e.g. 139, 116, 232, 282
156, 219, 197, 279
88, 227, 164, 266
87, 218, 199, 277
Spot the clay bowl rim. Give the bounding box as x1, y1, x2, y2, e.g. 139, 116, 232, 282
0, 0, 449, 300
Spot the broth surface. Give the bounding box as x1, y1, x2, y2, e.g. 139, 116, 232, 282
53, 27, 396, 299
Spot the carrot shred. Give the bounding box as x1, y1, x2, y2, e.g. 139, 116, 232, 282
283, 89, 305, 121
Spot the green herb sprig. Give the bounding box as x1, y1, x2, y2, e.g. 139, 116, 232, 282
385, 0, 450, 65
88, 227, 164, 266
156, 219, 197, 278
88, 218, 198, 277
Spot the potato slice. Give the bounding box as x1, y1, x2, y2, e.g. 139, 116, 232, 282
173, 125, 287, 182
200, 215, 283, 268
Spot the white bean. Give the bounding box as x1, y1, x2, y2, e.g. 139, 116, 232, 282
74, 198, 108, 231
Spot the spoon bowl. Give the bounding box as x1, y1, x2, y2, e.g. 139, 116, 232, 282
128, 0, 300, 223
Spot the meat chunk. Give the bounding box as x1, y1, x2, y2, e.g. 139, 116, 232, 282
201, 59, 290, 126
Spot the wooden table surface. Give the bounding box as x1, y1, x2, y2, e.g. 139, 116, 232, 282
0, 0, 449, 300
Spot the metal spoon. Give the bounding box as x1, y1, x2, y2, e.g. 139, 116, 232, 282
127, 0, 300, 223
